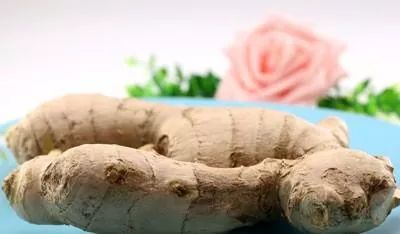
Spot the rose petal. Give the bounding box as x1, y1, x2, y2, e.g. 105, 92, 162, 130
217, 15, 346, 105
227, 34, 261, 92
217, 70, 254, 101
282, 46, 341, 103
256, 15, 319, 43
255, 66, 312, 99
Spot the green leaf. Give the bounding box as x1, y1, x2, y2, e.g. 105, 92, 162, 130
126, 56, 222, 98
376, 88, 400, 113
197, 72, 219, 97
318, 96, 353, 111
125, 57, 139, 67
127, 84, 158, 97
129, 85, 158, 97
143, 82, 158, 96
126, 85, 145, 97
353, 103, 365, 113
184, 72, 221, 97
318, 79, 400, 124
317, 96, 334, 107
351, 79, 370, 100
164, 83, 183, 96
187, 75, 202, 97
153, 68, 167, 85
365, 94, 378, 115
175, 65, 184, 83
152, 68, 169, 95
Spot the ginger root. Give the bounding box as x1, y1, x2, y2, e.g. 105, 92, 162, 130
6, 94, 348, 166
3, 144, 398, 233
3, 94, 399, 233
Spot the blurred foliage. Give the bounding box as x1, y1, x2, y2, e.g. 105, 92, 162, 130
126, 56, 220, 98
318, 79, 400, 123
126, 56, 400, 124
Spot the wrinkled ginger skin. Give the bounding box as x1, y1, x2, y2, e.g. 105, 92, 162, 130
6, 94, 348, 166
279, 149, 396, 233
4, 144, 282, 233
3, 145, 397, 234
5, 94, 177, 163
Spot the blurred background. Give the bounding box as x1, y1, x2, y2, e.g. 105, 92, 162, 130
1, 0, 400, 122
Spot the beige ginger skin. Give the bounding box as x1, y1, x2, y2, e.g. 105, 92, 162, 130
6, 94, 348, 165
3, 145, 398, 233
2, 94, 400, 233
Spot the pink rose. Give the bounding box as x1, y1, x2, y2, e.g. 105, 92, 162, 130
216, 16, 345, 105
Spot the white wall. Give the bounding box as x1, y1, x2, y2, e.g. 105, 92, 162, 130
1, 0, 400, 121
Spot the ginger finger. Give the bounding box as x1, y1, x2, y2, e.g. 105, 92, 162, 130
3, 144, 397, 233
318, 116, 349, 147
7, 94, 346, 166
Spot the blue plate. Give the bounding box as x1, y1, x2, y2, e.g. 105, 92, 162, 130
1, 98, 400, 234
